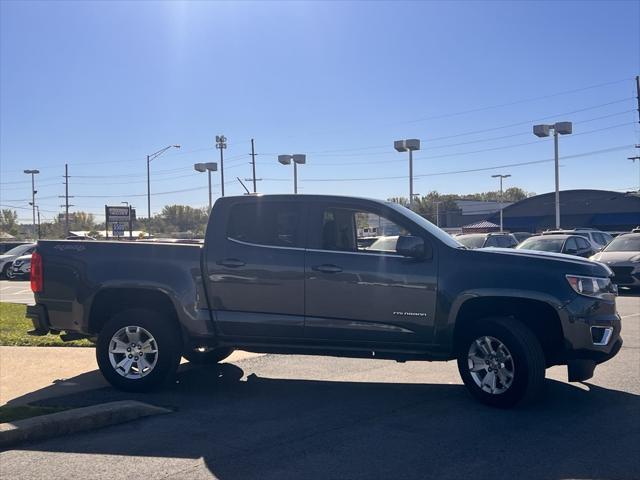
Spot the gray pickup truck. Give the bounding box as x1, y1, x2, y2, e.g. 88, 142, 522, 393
27, 194, 622, 407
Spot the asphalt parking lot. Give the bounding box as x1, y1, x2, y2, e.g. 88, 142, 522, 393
0, 280, 34, 305
1, 292, 638, 479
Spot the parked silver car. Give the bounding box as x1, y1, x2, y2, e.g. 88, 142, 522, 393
0, 243, 35, 278
590, 233, 640, 288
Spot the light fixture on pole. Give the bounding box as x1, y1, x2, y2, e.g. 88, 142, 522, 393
533, 122, 572, 229
23, 169, 39, 239
278, 154, 306, 193
215, 135, 227, 197
491, 174, 511, 232
393, 139, 420, 210
194, 162, 218, 211
146, 145, 180, 238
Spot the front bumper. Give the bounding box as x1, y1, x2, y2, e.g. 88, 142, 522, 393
560, 295, 623, 381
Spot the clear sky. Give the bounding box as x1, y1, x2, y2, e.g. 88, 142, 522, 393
1, 0, 639, 223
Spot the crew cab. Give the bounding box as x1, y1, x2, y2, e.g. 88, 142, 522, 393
27, 195, 622, 407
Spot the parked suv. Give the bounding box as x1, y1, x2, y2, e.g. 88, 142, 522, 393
542, 229, 612, 250
455, 232, 518, 249
517, 234, 595, 258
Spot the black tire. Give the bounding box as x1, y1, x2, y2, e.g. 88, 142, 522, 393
457, 317, 546, 408
96, 308, 182, 392
1, 264, 10, 279
183, 347, 234, 365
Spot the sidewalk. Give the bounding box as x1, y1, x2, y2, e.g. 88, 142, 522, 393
0, 346, 261, 406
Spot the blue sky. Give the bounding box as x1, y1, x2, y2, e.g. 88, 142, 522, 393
1, 1, 639, 223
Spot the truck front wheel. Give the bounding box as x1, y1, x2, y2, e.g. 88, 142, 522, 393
457, 317, 546, 408
96, 308, 181, 392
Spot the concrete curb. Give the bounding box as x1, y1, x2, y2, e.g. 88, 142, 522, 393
0, 400, 171, 449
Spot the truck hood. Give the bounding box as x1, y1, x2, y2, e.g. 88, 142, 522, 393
476, 247, 613, 275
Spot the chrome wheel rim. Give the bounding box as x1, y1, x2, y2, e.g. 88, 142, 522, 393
108, 326, 158, 379
467, 335, 515, 395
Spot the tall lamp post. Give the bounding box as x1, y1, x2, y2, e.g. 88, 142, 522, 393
215, 135, 227, 197
147, 145, 180, 237
23, 169, 39, 239
533, 122, 572, 229
278, 154, 306, 193
393, 139, 420, 210
194, 162, 218, 211
491, 174, 511, 232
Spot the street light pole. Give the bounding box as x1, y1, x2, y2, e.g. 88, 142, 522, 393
194, 163, 218, 211
146, 145, 181, 238
394, 139, 421, 210
533, 122, 572, 229
278, 154, 306, 193
491, 174, 511, 232
23, 169, 39, 239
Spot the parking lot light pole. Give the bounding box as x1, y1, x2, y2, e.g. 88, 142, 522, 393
533, 122, 572, 229
147, 145, 180, 238
23, 169, 39, 239
194, 162, 218, 211
393, 139, 421, 210
278, 154, 306, 193
491, 174, 511, 232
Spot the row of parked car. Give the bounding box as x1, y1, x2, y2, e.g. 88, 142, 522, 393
452, 228, 640, 288
0, 241, 36, 279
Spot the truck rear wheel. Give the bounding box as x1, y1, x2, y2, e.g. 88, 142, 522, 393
457, 317, 545, 408
96, 308, 181, 392
183, 347, 234, 365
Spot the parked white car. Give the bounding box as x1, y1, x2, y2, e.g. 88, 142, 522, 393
0, 243, 35, 278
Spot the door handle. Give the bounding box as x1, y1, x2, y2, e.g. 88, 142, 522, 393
218, 258, 246, 268
312, 264, 343, 273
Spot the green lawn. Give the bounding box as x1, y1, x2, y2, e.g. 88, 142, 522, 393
0, 302, 93, 347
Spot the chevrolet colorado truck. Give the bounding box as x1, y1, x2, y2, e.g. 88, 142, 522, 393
27, 195, 622, 407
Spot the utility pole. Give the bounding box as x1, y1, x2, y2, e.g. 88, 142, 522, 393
629, 144, 640, 192
251, 138, 257, 193
216, 135, 227, 196
59, 164, 74, 237
635, 75, 639, 126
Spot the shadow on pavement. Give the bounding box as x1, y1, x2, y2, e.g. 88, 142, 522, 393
4, 360, 640, 480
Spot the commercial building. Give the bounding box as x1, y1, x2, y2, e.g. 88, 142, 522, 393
487, 189, 640, 233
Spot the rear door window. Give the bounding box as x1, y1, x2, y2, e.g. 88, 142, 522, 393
576, 237, 591, 250
227, 202, 302, 248
564, 237, 578, 253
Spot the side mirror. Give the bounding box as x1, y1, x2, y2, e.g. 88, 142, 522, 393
396, 235, 431, 259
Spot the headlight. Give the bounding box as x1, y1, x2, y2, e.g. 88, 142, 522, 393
566, 274, 617, 299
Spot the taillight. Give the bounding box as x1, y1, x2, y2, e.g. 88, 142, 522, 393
31, 251, 43, 293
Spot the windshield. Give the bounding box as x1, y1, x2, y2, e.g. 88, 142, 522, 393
3, 244, 33, 256
603, 235, 640, 252
517, 237, 564, 252
386, 202, 462, 248
456, 234, 486, 249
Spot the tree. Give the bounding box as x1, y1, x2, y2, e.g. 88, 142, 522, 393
152, 205, 209, 236
0, 209, 19, 236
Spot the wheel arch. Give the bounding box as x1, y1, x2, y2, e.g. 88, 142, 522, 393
451, 293, 565, 366
88, 287, 185, 346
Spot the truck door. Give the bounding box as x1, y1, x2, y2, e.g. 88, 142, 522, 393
204, 198, 306, 339
304, 201, 438, 344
